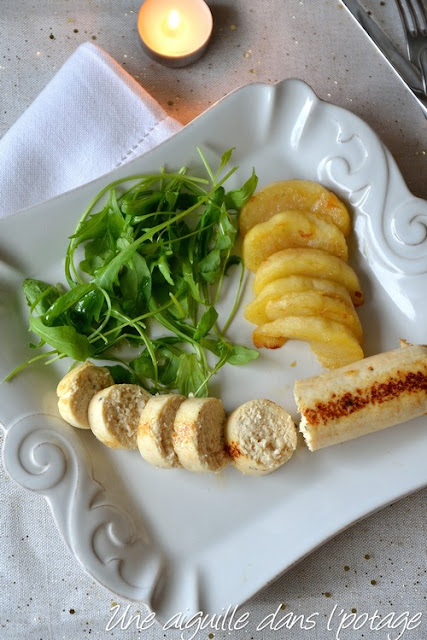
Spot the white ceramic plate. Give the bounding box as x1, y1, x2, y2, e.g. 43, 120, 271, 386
1, 79, 426, 621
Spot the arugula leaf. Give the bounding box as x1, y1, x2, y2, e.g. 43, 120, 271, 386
23, 279, 62, 316
119, 252, 151, 315
71, 289, 105, 333
182, 260, 202, 303
198, 249, 221, 283
43, 283, 96, 325
130, 349, 156, 381
94, 242, 140, 291
106, 364, 142, 385
156, 253, 174, 286
176, 352, 208, 397
69, 207, 108, 243
200, 338, 221, 357
197, 187, 225, 256
214, 207, 237, 251
121, 191, 162, 217
130, 342, 182, 389
193, 307, 218, 341
217, 148, 235, 176
156, 344, 182, 386
29, 316, 94, 361
224, 169, 258, 210
106, 190, 126, 238
10, 148, 260, 396
224, 343, 259, 365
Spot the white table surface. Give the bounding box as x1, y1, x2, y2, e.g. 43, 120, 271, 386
0, 2, 426, 639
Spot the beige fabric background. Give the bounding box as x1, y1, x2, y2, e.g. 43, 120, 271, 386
0, 1, 426, 639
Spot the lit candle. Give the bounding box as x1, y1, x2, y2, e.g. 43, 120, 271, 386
137, 0, 213, 68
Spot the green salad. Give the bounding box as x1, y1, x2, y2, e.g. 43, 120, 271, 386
8, 148, 259, 396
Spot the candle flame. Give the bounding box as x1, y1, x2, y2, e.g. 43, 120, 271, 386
167, 9, 180, 31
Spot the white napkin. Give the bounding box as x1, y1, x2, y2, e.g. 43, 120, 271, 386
0, 42, 182, 218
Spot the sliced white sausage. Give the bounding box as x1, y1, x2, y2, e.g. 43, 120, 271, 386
172, 397, 228, 473
224, 399, 298, 475
57, 361, 114, 429
137, 394, 185, 468
88, 384, 151, 449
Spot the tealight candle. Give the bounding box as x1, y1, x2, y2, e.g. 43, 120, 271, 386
137, 0, 213, 68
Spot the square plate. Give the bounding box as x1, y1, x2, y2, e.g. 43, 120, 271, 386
1, 79, 426, 621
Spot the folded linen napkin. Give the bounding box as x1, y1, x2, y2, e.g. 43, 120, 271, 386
0, 42, 182, 218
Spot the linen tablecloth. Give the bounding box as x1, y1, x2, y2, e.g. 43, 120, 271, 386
0, 2, 426, 639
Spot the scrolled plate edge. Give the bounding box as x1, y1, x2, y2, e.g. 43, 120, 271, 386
2, 413, 163, 607
283, 79, 427, 275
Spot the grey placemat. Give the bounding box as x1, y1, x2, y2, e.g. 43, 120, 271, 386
0, 2, 426, 639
